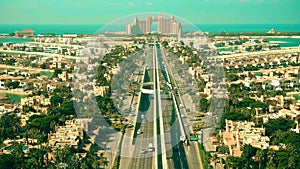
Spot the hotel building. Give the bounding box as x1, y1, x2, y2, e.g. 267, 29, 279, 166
126, 13, 182, 36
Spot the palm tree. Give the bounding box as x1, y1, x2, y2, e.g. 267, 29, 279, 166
79, 158, 89, 169
226, 156, 240, 169
101, 157, 109, 167
113, 113, 119, 123
92, 160, 101, 169
23, 130, 29, 147
266, 149, 276, 169
84, 151, 100, 169
288, 155, 296, 169
11, 142, 25, 168
28, 148, 45, 168
286, 144, 296, 169
69, 154, 81, 169
211, 153, 218, 169
42, 145, 52, 167
255, 149, 265, 169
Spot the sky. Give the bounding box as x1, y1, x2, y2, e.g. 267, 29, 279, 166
0, 0, 299, 24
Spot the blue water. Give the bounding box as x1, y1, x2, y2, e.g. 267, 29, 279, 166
1, 24, 300, 46
195, 24, 300, 33
0, 24, 299, 34
267, 38, 300, 47
0, 24, 103, 35
5, 145, 28, 151
0, 38, 33, 43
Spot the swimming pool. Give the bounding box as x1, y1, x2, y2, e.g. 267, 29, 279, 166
4, 145, 28, 151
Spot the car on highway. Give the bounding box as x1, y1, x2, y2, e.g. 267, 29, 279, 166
148, 143, 154, 152
180, 136, 186, 142
137, 129, 142, 134
127, 123, 134, 128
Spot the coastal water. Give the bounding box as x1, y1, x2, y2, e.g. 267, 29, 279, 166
1, 37, 299, 47
0, 38, 34, 43
195, 24, 300, 33
267, 38, 300, 47
1, 24, 300, 46
0, 24, 299, 34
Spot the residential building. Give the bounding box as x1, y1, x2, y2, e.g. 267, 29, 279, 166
221, 120, 270, 157
48, 119, 84, 148
15, 28, 35, 37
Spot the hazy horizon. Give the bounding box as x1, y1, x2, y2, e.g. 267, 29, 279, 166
0, 0, 299, 25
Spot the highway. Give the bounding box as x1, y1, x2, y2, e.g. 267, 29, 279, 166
126, 49, 156, 169
120, 44, 199, 169
160, 47, 203, 169
154, 44, 192, 169
154, 44, 168, 169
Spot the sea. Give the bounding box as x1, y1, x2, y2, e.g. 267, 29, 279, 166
0, 24, 300, 34
266, 38, 300, 47
0, 24, 299, 46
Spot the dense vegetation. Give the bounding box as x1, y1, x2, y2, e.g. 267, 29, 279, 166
225, 144, 300, 169
165, 41, 300, 169
0, 85, 108, 168
0, 44, 142, 168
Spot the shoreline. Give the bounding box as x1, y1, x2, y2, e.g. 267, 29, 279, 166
0, 33, 299, 38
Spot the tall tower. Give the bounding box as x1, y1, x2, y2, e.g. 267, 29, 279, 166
146, 14, 151, 33
178, 22, 182, 39
158, 12, 163, 33
126, 13, 182, 36
134, 17, 138, 24
170, 15, 174, 21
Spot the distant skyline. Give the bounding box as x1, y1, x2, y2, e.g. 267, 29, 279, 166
0, 0, 299, 25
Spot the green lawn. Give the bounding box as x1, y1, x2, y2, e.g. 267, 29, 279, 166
198, 143, 210, 169
40, 71, 54, 78
255, 72, 263, 76
6, 93, 26, 103
293, 94, 300, 100
217, 47, 238, 52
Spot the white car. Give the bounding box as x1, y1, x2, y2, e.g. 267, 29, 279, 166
140, 148, 146, 154
148, 143, 154, 152
137, 129, 142, 134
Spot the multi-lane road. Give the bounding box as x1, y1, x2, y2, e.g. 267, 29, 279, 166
120, 44, 202, 169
